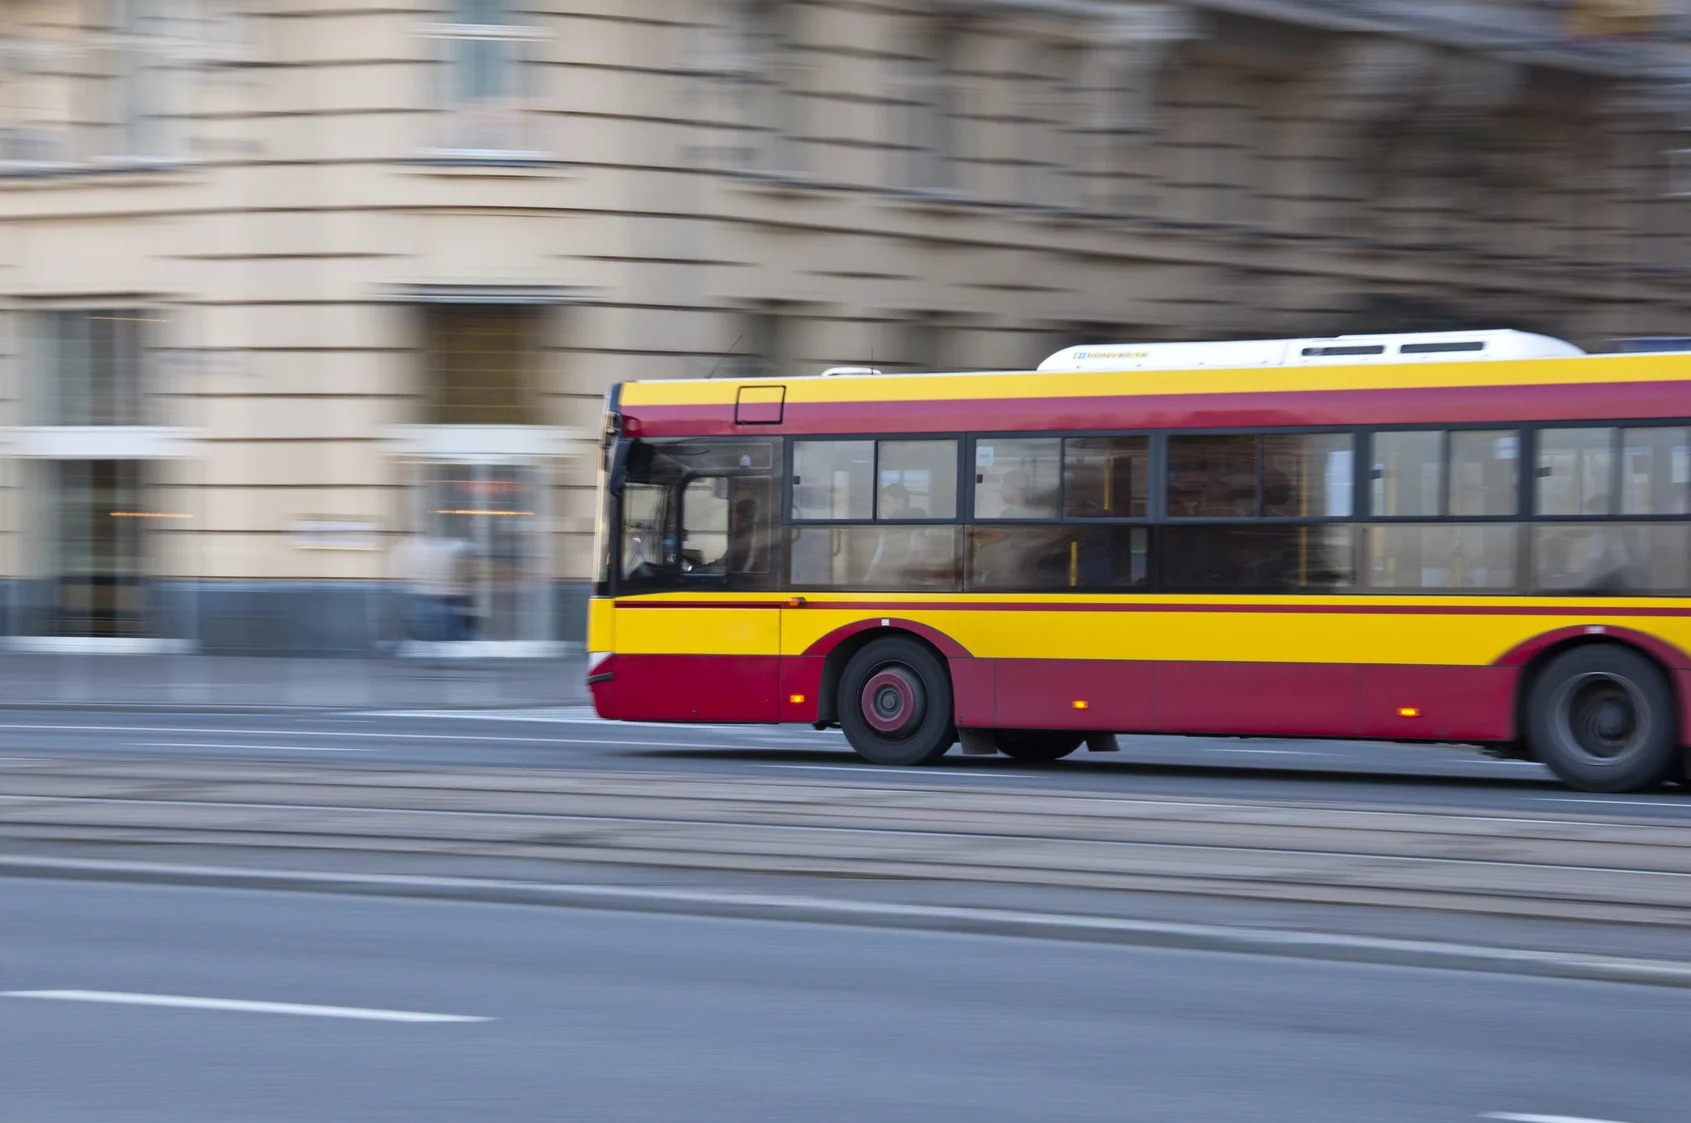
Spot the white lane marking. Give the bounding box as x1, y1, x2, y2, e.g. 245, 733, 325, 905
2, 990, 490, 1023
1535, 797, 1687, 809
132, 743, 374, 753
1483, 1113, 1640, 1123
1208, 748, 1317, 756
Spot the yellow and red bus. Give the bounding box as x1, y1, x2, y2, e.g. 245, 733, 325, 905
587, 329, 1691, 793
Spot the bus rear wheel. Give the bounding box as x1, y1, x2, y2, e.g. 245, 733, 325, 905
838, 637, 955, 766
994, 730, 1084, 762
1526, 644, 1679, 794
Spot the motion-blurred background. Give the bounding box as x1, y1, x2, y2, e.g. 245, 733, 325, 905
2, 0, 1689, 697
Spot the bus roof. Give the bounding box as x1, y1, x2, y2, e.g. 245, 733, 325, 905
615, 335, 1689, 438
1036, 330, 1583, 372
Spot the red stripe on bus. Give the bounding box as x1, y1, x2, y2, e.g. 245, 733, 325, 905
624, 378, 1691, 436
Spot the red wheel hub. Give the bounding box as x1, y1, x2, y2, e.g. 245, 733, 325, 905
861, 666, 924, 736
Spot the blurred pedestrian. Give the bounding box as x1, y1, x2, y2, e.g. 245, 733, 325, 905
391, 531, 477, 642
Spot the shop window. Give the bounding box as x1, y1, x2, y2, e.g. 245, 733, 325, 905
34, 309, 150, 426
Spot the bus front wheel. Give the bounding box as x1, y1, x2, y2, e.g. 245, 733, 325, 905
838, 637, 955, 766
1526, 644, 1679, 794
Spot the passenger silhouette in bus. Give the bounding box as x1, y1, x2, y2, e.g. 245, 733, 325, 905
997, 470, 1034, 518
722, 495, 770, 576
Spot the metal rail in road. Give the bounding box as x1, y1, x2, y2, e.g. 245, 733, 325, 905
4, 757, 1691, 926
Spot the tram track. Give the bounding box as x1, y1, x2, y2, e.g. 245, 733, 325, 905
4, 756, 1691, 926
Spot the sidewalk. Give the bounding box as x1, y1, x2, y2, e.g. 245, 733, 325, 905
0, 652, 591, 711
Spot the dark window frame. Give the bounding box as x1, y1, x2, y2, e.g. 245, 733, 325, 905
968, 430, 1160, 525
784, 433, 967, 527
610, 436, 786, 596
1526, 419, 1691, 523
610, 419, 1691, 598
1360, 424, 1528, 523
1159, 427, 1360, 525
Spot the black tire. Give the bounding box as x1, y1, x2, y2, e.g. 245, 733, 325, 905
1525, 644, 1679, 794
994, 730, 1084, 762
837, 637, 955, 766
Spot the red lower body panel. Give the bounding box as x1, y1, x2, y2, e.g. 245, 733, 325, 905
595, 652, 1522, 742
995, 658, 1154, 731
950, 658, 998, 728
1156, 661, 1359, 736
779, 657, 824, 723
592, 653, 780, 722
1357, 664, 1517, 742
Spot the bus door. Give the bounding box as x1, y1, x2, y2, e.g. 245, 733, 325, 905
614, 440, 781, 723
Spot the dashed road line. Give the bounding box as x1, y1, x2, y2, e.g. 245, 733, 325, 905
2, 990, 490, 1023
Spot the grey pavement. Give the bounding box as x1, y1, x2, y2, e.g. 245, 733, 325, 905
0, 703, 1676, 819
3, 878, 1689, 1123
4, 708, 1691, 963
0, 652, 590, 710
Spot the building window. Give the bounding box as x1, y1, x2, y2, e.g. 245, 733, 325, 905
87, 0, 180, 161
421, 305, 543, 425
736, 0, 804, 172
426, 0, 543, 157
1, 30, 73, 166
901, 25, 957, 190
33, 309, 152, 426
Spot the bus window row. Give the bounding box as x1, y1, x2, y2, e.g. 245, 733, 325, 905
783, 522, 1691, 594
785, 424, 1691, 524
623, 512, 1691, 594
614, 433, 1691, 594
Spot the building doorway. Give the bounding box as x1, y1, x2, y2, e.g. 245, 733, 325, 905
399, 459, 551, 651
50, 460, 150, 639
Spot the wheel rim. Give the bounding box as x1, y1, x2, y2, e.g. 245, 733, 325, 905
860, 664, 925, 738
1552, 671, 1651, 765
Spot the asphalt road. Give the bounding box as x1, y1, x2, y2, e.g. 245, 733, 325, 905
0, 706, 1687, 820
2, 877, 1685, 1123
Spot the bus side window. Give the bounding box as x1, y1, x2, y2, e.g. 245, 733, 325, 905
1620, 427, 1691, 515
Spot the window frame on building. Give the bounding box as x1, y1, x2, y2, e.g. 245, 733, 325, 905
418, 0, 549, 162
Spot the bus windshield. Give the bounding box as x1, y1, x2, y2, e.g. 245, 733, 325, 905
617, 439, 778, 593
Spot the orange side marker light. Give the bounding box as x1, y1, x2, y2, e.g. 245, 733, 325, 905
1398, 707, 1421, 718
790, 694, 806, 705
1072, 700, 1089, 711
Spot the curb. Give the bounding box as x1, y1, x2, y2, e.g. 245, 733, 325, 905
6, 855, 1691, 989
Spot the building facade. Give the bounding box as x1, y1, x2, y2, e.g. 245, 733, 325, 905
3, 0, 1691, 654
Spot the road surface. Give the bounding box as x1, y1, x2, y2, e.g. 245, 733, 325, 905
0, 706, 1684, 820
2, 877, 1686, 1123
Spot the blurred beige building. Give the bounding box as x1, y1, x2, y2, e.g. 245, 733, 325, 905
3, 0, 1691, 653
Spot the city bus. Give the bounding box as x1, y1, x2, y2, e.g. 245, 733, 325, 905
586, 329, 1691, 794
